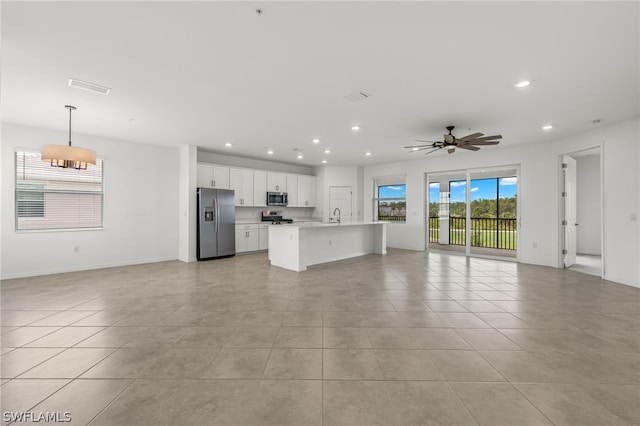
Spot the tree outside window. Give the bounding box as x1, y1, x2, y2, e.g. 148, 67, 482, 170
378, 184, 406, 222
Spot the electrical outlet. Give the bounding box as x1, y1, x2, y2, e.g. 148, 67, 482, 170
74, 246, 80, 253
329, 240, 332, 246
631, 213, 638, 222
532, 242, 537, 248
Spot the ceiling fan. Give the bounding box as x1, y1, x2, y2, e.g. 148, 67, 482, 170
405, 125, 502, 155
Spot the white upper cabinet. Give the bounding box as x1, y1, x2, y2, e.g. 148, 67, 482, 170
197, 163, 230, 189
229, 168, 254, 206
286, 174, 299, 207
253, 171, 267, 207
267, 172, 287, 192
198, 163, 314, 208
297, 175, 317, 207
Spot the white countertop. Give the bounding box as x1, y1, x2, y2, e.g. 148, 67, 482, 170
236, 218, 323, 225
273, 221, 387, 229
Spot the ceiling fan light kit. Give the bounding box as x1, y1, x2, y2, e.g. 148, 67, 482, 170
41, 105, 96, 170
405, 125, 502, 156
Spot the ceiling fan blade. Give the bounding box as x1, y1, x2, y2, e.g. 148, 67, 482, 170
423, 147, 442, 156
466, 141, 500, 146
408, 146, 437, 152
457, 144, 480, 151
415, 139, 439, 143
458, 132, 484, 142
464, 135, 502, 143
404, 143, 435, 148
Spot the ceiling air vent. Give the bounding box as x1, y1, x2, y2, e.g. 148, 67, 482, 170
342, 91, 370, 103
68, 78, 111, 95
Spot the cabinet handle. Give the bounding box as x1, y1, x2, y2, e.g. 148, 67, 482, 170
276, 185, 279, 191
213, 180, 216, 187
211, 180, 214, 187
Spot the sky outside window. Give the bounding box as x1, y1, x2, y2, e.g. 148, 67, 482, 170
450, 177, 517, 201
378, 185, 406, 198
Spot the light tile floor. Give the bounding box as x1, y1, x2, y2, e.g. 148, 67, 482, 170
1, 249, 638, 425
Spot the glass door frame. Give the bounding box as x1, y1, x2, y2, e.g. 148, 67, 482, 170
426, 164, 521, 262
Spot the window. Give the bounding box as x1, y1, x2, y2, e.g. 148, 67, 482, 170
15, 151, 103, 231
377, 184, 406, 222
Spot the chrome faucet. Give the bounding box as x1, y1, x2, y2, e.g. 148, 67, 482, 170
332, 208, 341, 223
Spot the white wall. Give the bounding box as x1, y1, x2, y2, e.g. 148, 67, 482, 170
198, 151, 314, 175
317, 166, 361, 222
363, 117, 639, 287
1, 124, 180, 279
576, 155, 601, 255
178, 145, 197, 262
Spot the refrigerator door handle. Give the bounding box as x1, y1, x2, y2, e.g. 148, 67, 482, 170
215, 198, 220, 233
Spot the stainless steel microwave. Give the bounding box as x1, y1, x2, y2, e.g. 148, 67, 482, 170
267, 192, 288, 206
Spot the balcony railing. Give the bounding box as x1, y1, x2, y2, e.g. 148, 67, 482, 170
378, 215, 406, 222
429, 217, 517, 250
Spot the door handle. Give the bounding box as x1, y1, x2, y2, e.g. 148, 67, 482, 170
215, 199, 219, 232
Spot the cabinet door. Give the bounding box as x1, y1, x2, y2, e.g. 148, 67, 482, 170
235, 229, 248, 253
240, 169, 254, 206
286, 175, 298, 207
247, 230, 259, 251
297, 175, 317, 207
267, 172, 286, 192
259, 225, 269, 250
212, 166, 230, 189
306, 176, 317, 207
197, 164, 213, 188
229, 168, 243, 206
253, 171, 267, 207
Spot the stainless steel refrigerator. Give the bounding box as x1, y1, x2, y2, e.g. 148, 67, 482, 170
197, 188, 236, 260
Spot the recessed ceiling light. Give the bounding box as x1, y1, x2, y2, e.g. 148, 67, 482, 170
267, 150, 274, 155
365, 152, 372, 156
324, 149, 331, 154
322, 160, 327, 164
225, 142, 232, 147
68, 78, 111, 95
351, 126, 360, 131
312, 139, 320, 143
297, 154, 303, 159
541, 125, 553, 130
515, 80, 531, 88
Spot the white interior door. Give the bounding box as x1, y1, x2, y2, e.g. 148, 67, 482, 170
329, 186, 352, 223
563, 155, 577, 267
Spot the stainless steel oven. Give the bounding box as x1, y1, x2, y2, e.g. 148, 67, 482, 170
267, 192, 288, 206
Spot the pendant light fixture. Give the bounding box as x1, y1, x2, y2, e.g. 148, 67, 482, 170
41, 105, 96, 170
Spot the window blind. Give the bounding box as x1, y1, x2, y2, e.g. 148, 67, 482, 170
15, 151, 103, 231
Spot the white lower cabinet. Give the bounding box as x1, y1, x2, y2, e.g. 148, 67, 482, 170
259, 224, 269, 250
236, 224, 268, 253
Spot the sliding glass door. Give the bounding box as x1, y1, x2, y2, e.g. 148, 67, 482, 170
468, 173, 517, 258
427, 167, 518, 259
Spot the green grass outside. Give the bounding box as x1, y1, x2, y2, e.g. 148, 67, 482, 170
430, 228, 517, 250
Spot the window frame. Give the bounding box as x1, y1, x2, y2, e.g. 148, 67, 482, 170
377, 183, 407, 223
14, 150, 105, 232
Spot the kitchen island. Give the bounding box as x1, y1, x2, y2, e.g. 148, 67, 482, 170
268, 221, 387, 272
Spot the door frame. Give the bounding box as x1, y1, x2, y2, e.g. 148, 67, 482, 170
425, 164, 520, 262
329, 185, 353, 223
557, 144, 604, 278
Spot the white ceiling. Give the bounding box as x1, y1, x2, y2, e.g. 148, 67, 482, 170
2, 1, 638, 166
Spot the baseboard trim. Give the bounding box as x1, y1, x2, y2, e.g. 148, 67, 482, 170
1, 256, 178, 280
